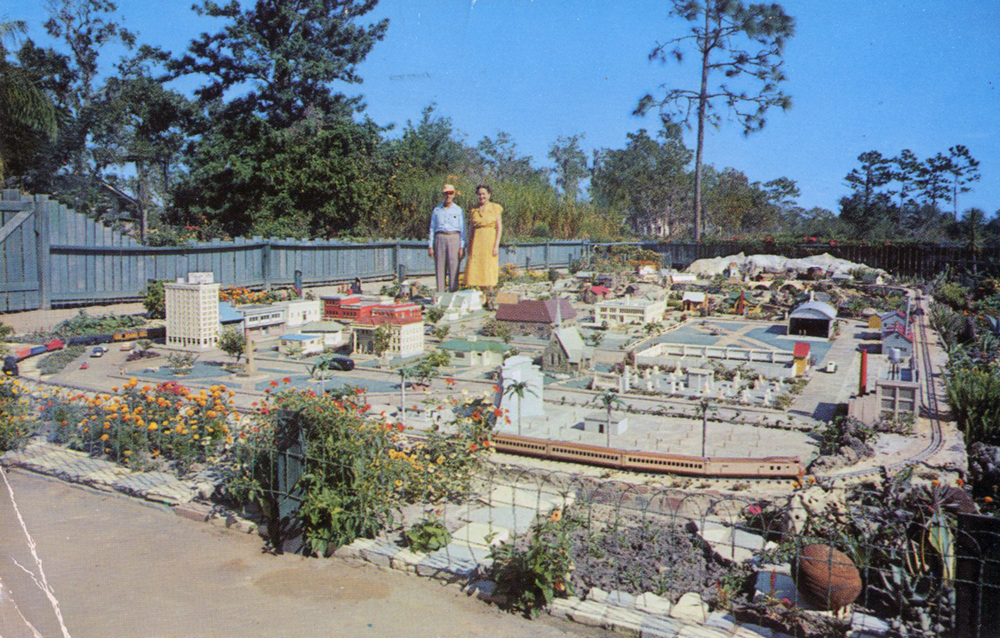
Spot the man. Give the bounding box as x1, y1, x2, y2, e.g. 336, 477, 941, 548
428, 183, 466, 293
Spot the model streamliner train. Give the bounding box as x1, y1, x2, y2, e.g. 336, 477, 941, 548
491, 432, 804, 479
3, 326, 166, 374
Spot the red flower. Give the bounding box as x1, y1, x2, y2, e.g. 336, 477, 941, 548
252, 401, 258, 407
354, 387, 365, 395
493, 408, 504, 418
282, 377, 291, 384
396, 423, 405, 432
469, 443, 478, 452
492, 385, 501, 393
746, 504, 763, 516
471, 412, 482, 422
482, 439, 490, 448
269, 380, 279, 387
445, 378, 457, 386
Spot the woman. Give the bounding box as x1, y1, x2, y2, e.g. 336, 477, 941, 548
464, 184, 503, 290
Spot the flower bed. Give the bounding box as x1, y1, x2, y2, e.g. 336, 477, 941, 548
42, 378, 236, 473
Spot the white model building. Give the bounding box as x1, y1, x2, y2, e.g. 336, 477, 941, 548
436, 290, 484, 321
166, 272, 221, 349
237, 304, 287, 334
282, 298, 322, 327
299, 321, 346, 347
499, 355, 545, 424
594, 295, 666, 327
352, 321, 425, 358
279, 333, 325, 357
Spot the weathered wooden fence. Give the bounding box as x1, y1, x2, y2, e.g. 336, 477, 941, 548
0, 189, 987, 313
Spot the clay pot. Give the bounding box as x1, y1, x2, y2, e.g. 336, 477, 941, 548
792, 544, 862, 612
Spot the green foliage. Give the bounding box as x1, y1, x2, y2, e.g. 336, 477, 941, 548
425, 307, 445, 324
37, 345, 85, 376
217, 326, 246, 363
423, 349, 450, 368
143, 280, 166, 319
489, 511, 577, 617
54, 310, 145, 338
934, 281, 970, 311
819, 416, 877, 455
944, 359, 1000, 446
404, 516, 452, 553
431, 325, 450, 341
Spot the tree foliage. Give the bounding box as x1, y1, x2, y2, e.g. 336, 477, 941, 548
636, 0, 795, 240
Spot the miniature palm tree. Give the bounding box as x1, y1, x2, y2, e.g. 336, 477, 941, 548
593, 389, 626, 448
309, 356, 337, 394
697, 398, 716, 458
503, 380, 536, 435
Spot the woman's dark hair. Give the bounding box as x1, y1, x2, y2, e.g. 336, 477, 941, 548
476, 184, 492, 195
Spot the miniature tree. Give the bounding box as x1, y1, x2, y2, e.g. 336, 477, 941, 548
432, 325, 450, 341
372, 323, 393, 365
218, 326, 247, 365
309, 355, 341, 394
167, 352, 198, 376
587, 332, 605, 348
593, 389, 626, 448
503, 380, 537, 436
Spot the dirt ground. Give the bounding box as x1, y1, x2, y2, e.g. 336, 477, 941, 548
0, 469, 609, 638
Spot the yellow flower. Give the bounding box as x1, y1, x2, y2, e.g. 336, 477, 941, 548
550, 509, 563, 523
148, 423, 158, 431
100, 434, 109, 441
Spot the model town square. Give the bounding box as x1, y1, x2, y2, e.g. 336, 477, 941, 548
1, 1, 998, 637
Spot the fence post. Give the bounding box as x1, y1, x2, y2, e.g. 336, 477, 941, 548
35, 194, 51, 310
544, 241, 550, 269
261, 238, 272, 290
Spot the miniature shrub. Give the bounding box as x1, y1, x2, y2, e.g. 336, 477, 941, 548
425, 307, 445, 324
0, 376, 33, 452
37, 346, 85, 376
404, 516, 451, 553
54, 310, 146, 337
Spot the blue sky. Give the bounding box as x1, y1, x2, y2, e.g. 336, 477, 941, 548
8, 0, 999, 217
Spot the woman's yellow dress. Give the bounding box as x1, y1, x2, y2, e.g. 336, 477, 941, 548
464, 202, 502, 287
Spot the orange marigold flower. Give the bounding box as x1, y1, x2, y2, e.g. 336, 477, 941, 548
986, 496, 994, 503
550, 510, 563, 523
100, 434, 109, 441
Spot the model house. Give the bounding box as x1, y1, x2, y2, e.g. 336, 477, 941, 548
594, 296, 666, 327
681, 291, 708, 313
166, 272, 221, 349
280, 333, 325, 357
793, 342, 811, 377
882, 325, 914, 359
237, 304, 287, 334
438, 338, 512, 368
321, 294, 385, 323
874, 310, 907, 336
542, 325, 592, 373
436, 290, 484, 321
299, 321, 346, 347
580, 284, 612, 305
496, 298, 577, 338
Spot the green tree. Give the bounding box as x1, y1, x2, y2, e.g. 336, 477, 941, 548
591, 128, 692, 238
43, 0, 136, 181
372, 323, 393, 363
218, 326, 247, 364
503, 380, 536, 436
168, 0, 388, 126
636, 0, 795, 241
548, 134, 588, 203
916, 152, 953, 213
0, 20, 59, 184
89, 60, 199, 240
142, 280, 166, 319
947, 145, 981, 221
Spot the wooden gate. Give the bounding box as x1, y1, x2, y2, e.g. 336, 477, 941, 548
0, 190, 48, 312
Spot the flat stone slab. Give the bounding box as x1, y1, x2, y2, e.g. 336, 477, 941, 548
461, 505, 537, 534
483, 485, 575, 512
450, 522, 509, 549
416, 543, 491, 580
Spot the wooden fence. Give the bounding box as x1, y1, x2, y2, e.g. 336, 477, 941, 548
0, 190, 988, 313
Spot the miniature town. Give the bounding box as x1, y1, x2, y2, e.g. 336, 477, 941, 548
3, 243, 971, 637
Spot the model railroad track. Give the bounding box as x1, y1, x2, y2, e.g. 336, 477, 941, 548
821, 293, 946, 483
